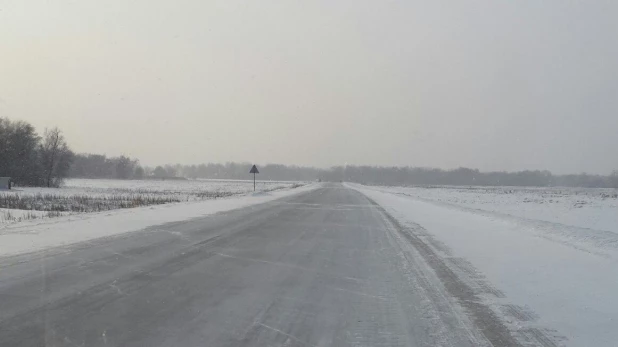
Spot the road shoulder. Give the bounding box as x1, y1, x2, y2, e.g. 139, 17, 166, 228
349, 183, 567, 347
0, 183, 320, 258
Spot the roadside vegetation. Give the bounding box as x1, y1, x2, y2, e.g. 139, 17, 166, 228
0, 179, 305, 224
0, 118, 73, 187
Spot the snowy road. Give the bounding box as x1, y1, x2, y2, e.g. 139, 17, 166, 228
1, 184, 536, 346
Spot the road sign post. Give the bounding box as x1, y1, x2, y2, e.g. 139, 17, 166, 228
250, 165, 259, 191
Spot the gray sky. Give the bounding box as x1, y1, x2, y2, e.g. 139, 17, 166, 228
1, 0, 617, 174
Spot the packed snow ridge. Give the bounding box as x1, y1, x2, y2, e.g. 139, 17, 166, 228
348, 183, 618, 347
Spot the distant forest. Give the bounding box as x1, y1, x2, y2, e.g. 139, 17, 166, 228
69, 156, 618, 189
3, 118, 617, 188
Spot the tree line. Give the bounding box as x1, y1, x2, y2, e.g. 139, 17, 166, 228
167, 163, 618, 188
68, 161, 321, 181
1, 118, 147, 186
172, 163, 322, 181
319, 166, 618, 188
3, 117, 617, 188
64, 156, 618, 189
70, 157, 188, 180
0, 118, 73, 187
70, 154, 145, 180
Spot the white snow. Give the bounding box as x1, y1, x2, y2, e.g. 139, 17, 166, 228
0, 183, 319, 258
63, 178, 299, 197
348, 183, 618, 347
0, 178, 305, 225
364, 185, 618, 235
0, 208, 59, 223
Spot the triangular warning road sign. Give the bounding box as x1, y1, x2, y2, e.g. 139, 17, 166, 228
250, 165, 259, 174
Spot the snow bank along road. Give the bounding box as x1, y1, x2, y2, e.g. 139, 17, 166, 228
348, 183, 618, 347
1, 184, 557, 346
0, 183, 316, 257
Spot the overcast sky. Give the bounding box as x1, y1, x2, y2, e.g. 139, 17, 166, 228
1, 1, 616, 174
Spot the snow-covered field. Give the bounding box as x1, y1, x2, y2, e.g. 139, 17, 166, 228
64, 178, 300, 197
0, 182, 318, 257
371, 185, 618, 234
0, 208, 55, 223
0, 178, 304, 225
349, 183, 618, 347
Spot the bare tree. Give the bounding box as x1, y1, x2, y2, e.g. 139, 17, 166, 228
153, 166, 167, 178
40, 128, 73, 187
113, 155, 138, 179
133, 166, 145, 179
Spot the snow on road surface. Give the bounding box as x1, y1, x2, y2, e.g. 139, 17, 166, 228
0, 184, 520, 346
0, 183, 318, 258
349, 183, 618, 347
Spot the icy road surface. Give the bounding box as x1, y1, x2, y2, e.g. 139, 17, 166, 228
0, 184, 549, 346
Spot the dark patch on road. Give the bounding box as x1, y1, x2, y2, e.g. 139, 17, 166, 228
519, 328, 565, 347
501, 304, 539, 322
446, 257, 506, 298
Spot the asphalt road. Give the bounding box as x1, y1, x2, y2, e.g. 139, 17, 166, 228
0, 184, 518, 347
